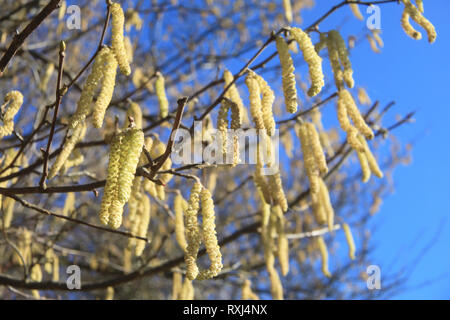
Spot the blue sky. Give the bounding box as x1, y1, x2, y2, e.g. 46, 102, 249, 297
300, 1, 450, 299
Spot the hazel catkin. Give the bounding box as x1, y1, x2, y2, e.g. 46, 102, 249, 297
342, 223, 356, 260
276, 36, 298, 113
111, 2, 131, 75
155, 72, 169, 118
0, 90, 24, 139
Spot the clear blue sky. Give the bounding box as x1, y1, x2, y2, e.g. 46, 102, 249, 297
301, 1, 450, 299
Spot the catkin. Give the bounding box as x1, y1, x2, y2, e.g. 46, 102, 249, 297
269, 269, 284, 300
298, 123, 320, 200
274, 206, 289, 276
358, 134, 383, 178
245, 74, 265, 130
111, 2, 131, 75
30, 264, 43, 299
241, 279, 260, 300
135, 194, 150, 256
283, 0, 293, 23
340, 89, 374, 140
268, 172, 288, 212
317, 236, 331, 278
174, 193, 188, 252
401, 0, 436, 43
69, 47, 109, 129
49, 121, 87, 179
172, 272, 183, 300
184, 182, 202, 280
318, 178, 334, 232
290, 27, 325, 97
276, 36, 298, 113
180, 277, 195, 300
306, 122, 328, 175
39, 63, 54, 91
329, 30, 354, 88
416, 0, 424, 13
106, 286, 114, 300
326, 33, 344, 90
357, 88, 372, 106
92, 48, 118, 128
197, 188, 223, 280
217, 99, 231, 156
155, 72, 169, 118
342, 223, 356, 260
251, 71, 276, 136
356, 146, 371, 183
99, 128, 144, 229
0, 90, 24, 139
349, 2, 364, 21
223, 69, 249, 125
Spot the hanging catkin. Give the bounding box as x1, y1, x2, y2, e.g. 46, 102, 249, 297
135, 194, 151, 256
155, 72, 169, 118
0, 90, 23, 139
326, 32, 344, 90
317, 236, 331, 278
241, 279, 260, 300
48, 121, 87, 179
69, 47, 108, 129
283, 0, 293, 23
268, 172, 288, 212
92, 48, 118, 128
306, 122, 328, 175
269, 269, 284, 300
251, 70, 276, 136
124, 101, 143, 129
105, 286, 114, 300
356, 145, 371, 183
349, 2, 364, 20
30, 264, 43, 299
318, 178, 334, 232
184, 182, 202, 280
223, 69, 249, 125
197, 188, 223, 280
401, 0, 436, 43
298, 122, 320, 199
174, 193, 188, 252
276, 36, 298, 113
357, 87, 372, 106
217, 99, 231, 157
245, 73, 265, 130
274, 205, 289, 276
99, 128, 144, 229
342, 223, 356, 260
111, 2, 131, 75
172, 272, 183, 300
290, 27, 325, 97
311, 108, 334, 157
329, 30, 354, 88
358, 134, 383, 178
180, 277, 195, 300
2, 197, 15, 228
416, 0, 424, 13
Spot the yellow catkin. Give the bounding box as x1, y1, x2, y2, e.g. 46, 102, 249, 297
44, 249, 54, 273
30, 264, 43, 299
0, 90, 24, 139
2, 197, 15, 228
268, 172, 288, 212
174, 193, 188, 252
282, 0, 293, 23
230, 99, 241, 166
305, 122, 328, 175
254, 161, 271, 205
250, 71, 275, 136
367, 34, 381, 54
317, 236, 331, 278
48, 121, 87, 179
123, 248, 132, 273
290, 27, 324, 97
217, 100, 231, 156
269, 269, 284, 300
124, 36, 133, 63
180, 277, 195, 300
241, 279, 260, 300
416, 0, 424, 13
326, 33, 344, 90
274, 206, 289, 276
62, 192, 75, 216
356, 147, 371, 183
276, 36, 298, 113
311, 108, 334, 157
373, 30, 384, 48
39, 63, 55, 91
330, 30, 354, 88
69, 47, 109, 129
342, 223, 356, 260
92, 48, 118, 128
155, 72, 169, 118
357, 88, 372, 106
184, 182, 202, 280
172, 272, 183, 300
124, 101, 143, 129
358, 135, 383, 178
52, 254, 59, 282
111, 2, 131, 75
105, 286, 114, 300
339, 89, 374, 140
401, 0, 436, 43
245, 74, 265, 130
197, 188, 223, 280
61, 149, 84, 174
135, 194, 150, 256
298, 123, 320, 201
349, 2, 364, 20
125, 9, 143, 31
223, 69, 249, 125
318, 178, 334, 232
99, 128, 144, 229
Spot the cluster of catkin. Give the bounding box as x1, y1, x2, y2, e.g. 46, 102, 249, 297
217, 97, 241, 166
223, 69, 249, 125
99, 127, 144, 229
337, 89, 383, 181
297, 122, 334, 230
0, 90, 23, 139
324, 30, 355, 90
68, 2, 131, 130
275, 28, 324, 113
184, 182, 223, 280
400, 0, 436, 43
